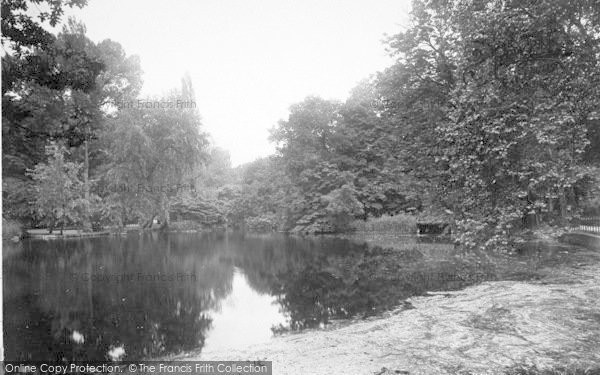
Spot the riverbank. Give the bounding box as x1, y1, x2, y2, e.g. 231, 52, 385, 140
25, 228, 110, 239
560, 231, 600, 250
183, 252, 600, 374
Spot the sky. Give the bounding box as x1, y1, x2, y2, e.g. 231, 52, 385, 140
60, 0, 411, 165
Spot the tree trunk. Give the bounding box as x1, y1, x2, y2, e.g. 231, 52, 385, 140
82, 139, 92, 232
84, 140, 90, 201
559, 188, 568, 225
157, 208, 170, 231
157, 220, 168, 231
47, 217, 54, 234
142, 214, 156, 229
548, 196, 554, 220
60, 208, 65, 235
164, 207, 170, 226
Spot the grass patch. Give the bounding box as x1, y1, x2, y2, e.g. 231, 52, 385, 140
351, 214, 417, 234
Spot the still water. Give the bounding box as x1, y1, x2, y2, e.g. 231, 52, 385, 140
3, 232, 577, 361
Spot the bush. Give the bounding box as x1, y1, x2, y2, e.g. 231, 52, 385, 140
2, 218, 23, 240
245, 215, 277, 232
352, 214, 417, 234
323, 184, 364, 232
2, 177, 34, 223
581, 196, 600, 216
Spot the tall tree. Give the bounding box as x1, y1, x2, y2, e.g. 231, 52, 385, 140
438, 0, 600, 247
2, 14, 104, 224
374, 0, 600, 247
270, 97, 357, 232
102, 81, 208, 228
2, 6, 142, 226
377, 0, 458, 215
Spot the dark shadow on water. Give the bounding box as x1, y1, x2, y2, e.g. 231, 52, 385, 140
3, 232, 590, 360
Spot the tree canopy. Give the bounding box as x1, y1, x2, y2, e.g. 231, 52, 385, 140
3, 0, 599, 248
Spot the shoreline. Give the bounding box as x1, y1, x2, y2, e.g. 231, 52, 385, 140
177, 252, 600, 374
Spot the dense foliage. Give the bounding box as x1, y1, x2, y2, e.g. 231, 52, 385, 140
221, 0, 600, 248
2, 1, 206, 230
27, 143, 87, 233
3, 0, 599, 249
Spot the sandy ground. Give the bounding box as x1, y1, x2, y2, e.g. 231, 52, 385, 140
183, 261, 600, 375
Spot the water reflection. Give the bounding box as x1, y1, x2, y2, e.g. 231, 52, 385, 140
204, 268, 288, 352
3, 232, 577, 360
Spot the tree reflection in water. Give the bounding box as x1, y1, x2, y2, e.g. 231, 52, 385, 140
5, 232, 555, 360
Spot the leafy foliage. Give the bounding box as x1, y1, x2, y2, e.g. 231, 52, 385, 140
100, 89, 208, 227
226, 0, 600, 245
27, 143, 88, 232
323, 184, 364, 231
3, 0, 600, 246
2, 8, 142, 226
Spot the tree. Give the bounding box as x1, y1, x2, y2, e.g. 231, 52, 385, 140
102, 81, 208, 228
336, 79, 423, 217
1, 0, 87, 54
191, 147, 233, 192
369, 0, 600, 248
221, 156, 290, 230
376, 0, 458, 216
271, 96, 341, 174
323, 184, 364, 231
2, 4, 144, 227
269, 97, 348, 232
436, 0, 600, 248
262, 0, 600, 243
27, 143, 87, 234
2, 14, 105, 225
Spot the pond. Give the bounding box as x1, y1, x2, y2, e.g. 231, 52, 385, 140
3, 232, 581, 361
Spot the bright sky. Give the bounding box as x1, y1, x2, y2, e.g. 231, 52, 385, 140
62, 0, 410, 165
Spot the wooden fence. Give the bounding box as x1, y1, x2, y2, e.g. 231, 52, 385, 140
572, 216, 600, 234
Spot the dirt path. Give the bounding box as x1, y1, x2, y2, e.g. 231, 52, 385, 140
184, 262, 600, 375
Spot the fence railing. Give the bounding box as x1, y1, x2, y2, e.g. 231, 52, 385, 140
572, 216, 600, 234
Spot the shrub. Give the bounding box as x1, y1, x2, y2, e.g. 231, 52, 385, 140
245, 215, 277, 232
352, 214, 417, 234
323, 184, 364, 232
2, 218, 23, 240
